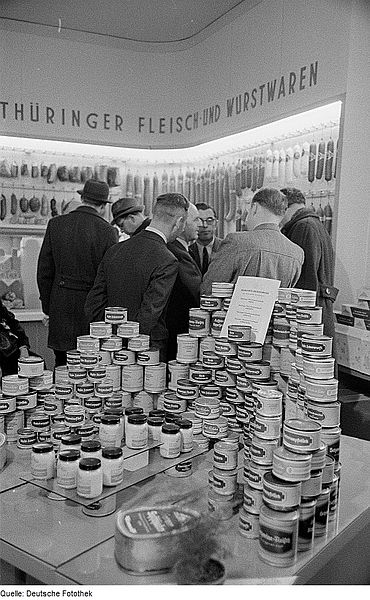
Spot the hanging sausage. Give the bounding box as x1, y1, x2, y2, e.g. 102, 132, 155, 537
200, 168, 206, 203
107, 167, 120, 187
315, 140, 325, 180
251, 155, 258, 192
308, 142, 317, 183
195, 169, 201, 203
204, 166, 210, 204
31, 163, 39, 178
134, 171, 143, 200
184, 168, 191, 199
21, 162, 29, 177
285, 147, 294, 184
126, 169, 134, 197
271, 150, 279, 181
225, 164, 237, 222
161, 170, 168, 194
323, 202, 333, 236
41, 194, 49, 217
69, 166, 81, 183
11, 162, 18, 178
246, 156, 253, 188
0, 193, 6, 220
324, 139, 334, 182
293, 144, 301, 178
241, 158, 247, 189
209, 166, 216, 211
177, 169, 184, 194
214, 164, 221, 229
152, 172, 159, 203
11, 193, 17, 215
334, 139, 339, 179
257, 153, 265, 189
235, 159, 242, 197
189, 168, 196, 203
278, 148, 286, 187
300, 141, 310, 177
265, 148, 273, 181
169, 170, 176, 193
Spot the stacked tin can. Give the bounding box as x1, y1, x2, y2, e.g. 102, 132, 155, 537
0, 354, 54, 450
208, 437, 241, 520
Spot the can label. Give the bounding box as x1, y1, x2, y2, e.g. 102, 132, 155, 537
259, 524, 294, 554
189, 317, 206, 331
284, 429, 313, 447
299, 513, 315, 540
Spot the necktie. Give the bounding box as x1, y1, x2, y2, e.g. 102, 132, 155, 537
202, 246, 209, 275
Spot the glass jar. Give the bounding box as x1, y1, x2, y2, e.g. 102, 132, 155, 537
59, 433, 82, 452
104, 408, 124, 444
77, 457, 103, 498
80, 439, 102, 460
31, 443, 55, 480
124, 407, 144, 437
99, 414, 121, 447
148, 416, 165, 442
175, 419, 193, 453
56, 449, 81, 489
125, 414, 148, 449
160, 423, 181, 458
101, 446, 124, 486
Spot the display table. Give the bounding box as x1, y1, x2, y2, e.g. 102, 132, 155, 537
1, 435, 369, 585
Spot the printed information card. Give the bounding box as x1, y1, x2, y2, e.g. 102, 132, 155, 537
220, 276, 281, 344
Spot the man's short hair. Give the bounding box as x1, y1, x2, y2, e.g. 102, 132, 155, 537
252, 188, 288, 217
280, 187, 306, 207
195, 202, 217, 219
154, 193, 189, 219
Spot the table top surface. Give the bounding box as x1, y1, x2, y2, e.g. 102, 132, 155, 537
1, 435, 369, 585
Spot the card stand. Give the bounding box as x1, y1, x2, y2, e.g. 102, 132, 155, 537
20, 442, 206, 514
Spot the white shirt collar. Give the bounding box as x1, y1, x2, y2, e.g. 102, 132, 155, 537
146, 226, 167, 243
196, 239, 214, 254
177, 237, 189, 250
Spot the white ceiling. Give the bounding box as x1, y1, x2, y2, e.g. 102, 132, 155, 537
0, 0, 260, 44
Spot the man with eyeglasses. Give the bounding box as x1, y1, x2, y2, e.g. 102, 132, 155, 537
189, 203, 222, 276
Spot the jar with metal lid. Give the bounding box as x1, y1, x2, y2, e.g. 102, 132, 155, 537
160, 423, 181, 458
175, 419, 193, 453
239, 507, 260, 538
101, 446, 124, 486
104, 407, 124, 444
59, 433, 82, 452
80, 439, 102, 460
148, 416, 165, 442
258, 504, 299, 567
57, 449, 80, 488
124, 406, 144, 434
77, 457, 103, 498
126, 414, 148, 449
99, 414, 121, 447
298, 499, 317, 551
31, 443, 55, 480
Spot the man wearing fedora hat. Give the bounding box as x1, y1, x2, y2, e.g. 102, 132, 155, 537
111, 197, 151, 238
37, 179, 118, 367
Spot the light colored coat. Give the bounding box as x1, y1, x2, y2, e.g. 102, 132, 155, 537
201, 223, 304, 295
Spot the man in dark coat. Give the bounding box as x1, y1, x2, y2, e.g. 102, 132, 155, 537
280, 187, 338, 342
85, 193, 189, 362
110, 197, 150, 238
189, 203, 222, 276
166, 202, 202, 360
37, 180, 118, 366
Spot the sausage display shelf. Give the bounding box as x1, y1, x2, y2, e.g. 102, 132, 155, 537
1, 435, 370, 585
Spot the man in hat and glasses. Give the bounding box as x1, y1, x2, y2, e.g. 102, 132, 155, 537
111, 197, 151, 238
37, 179, 118, 367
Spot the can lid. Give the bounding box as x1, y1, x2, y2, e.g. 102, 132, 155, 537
162, 423, 180, 435
100, 414, 120, 425
61, 434, 82, 445
81, 440, 101, 452
175, 419, 192, 429
149, 409, 166, 418
124, 407, 144, 416
78, 457, 101, 470
32, 443, 54, 453
58, 449, 81, 461
147, 416, 165, 426
104, 408, 124, 416
127, 414, 147, 425
102, 446, 123, 459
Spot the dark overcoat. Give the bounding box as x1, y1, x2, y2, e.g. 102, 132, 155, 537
84, 230, 178, 346
281, 208, 338, 339
166, 240, 202, 360
37, 206, 118, 351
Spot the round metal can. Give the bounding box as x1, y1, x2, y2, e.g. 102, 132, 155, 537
210, 310, 227, 337
243, 483, 264, 514
183, 412, 203, 436
290, 289, 317, 307
273, 318, 290, 347
305, 400, 341, 428
77, 335, 100, 353
211, 282, 234, 297
228, 325, 251, 343
296, 306, 323, 324
163, 394, 187, 414
199, 336, 216, 361
87, 367, 106, 384
2, 375, 29, 397
213, 439, 238, 470
272, 446, 311, 482
128, 334, 150, 352
193, 433, 210, 451
55, 382, 74, 400
202, 416, 228, 439
243, 361, 271, 381
29, 411, 50, 432
200, 384, 222, 400
83, 397, 103, 412
176, 334, 199, 364
305, 377, 338, 402
210, 467, 237, 495
225, 356, 245, 374
0, 395, 16, 414
167, 361, 189, 391
214, 338, 237, 356
298, 499, 316, 551
245, 460, 272, 490
104, 306, 127, 324
314, 487, 330, 537
17, 427, 38, 449
278, 288, 292, 304
105, 365, 121, 391
235, 374, 253, 393
98, 350, 112, 366
263, 472, 302, 510
225, 387, 244, 404
310, 442, 327, 471
144, 363, 167, 393
95, 380, 114, 398
273, 302, 287, 318
297, 323, 324, 348
283, 418, 321, 453
188, 309, 210, 337
117, 321, 140, 338
15, 392, 38, 411
301, 469, 323, 499
214, 370, 236, 387
250, 437, 279, 465
66, 350, 81, 367
18, 357, 44, 378
202, 351, 224, 369
68, 368, 87, 384
195, 397, 220, 420
176, 379, 199, 401
239, 508, 260, 538
43, 396, 63, 415
100, 336, 123, 352
258, 505, 299, 567
254, 414, 282, 440
255, 389, 283, 417
64, 405, 85, 428
301, 334, 333, 358
208, 489, 234, 520
189, 364, 213, 385
200, 295, 222, 311
90, 321, 112, 339
320, 426, 341, 466
121, 365, 144, 393
137, 348, 160, 366
113, 349, 136, 366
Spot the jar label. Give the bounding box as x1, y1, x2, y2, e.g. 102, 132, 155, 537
259, 524, 294, 554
